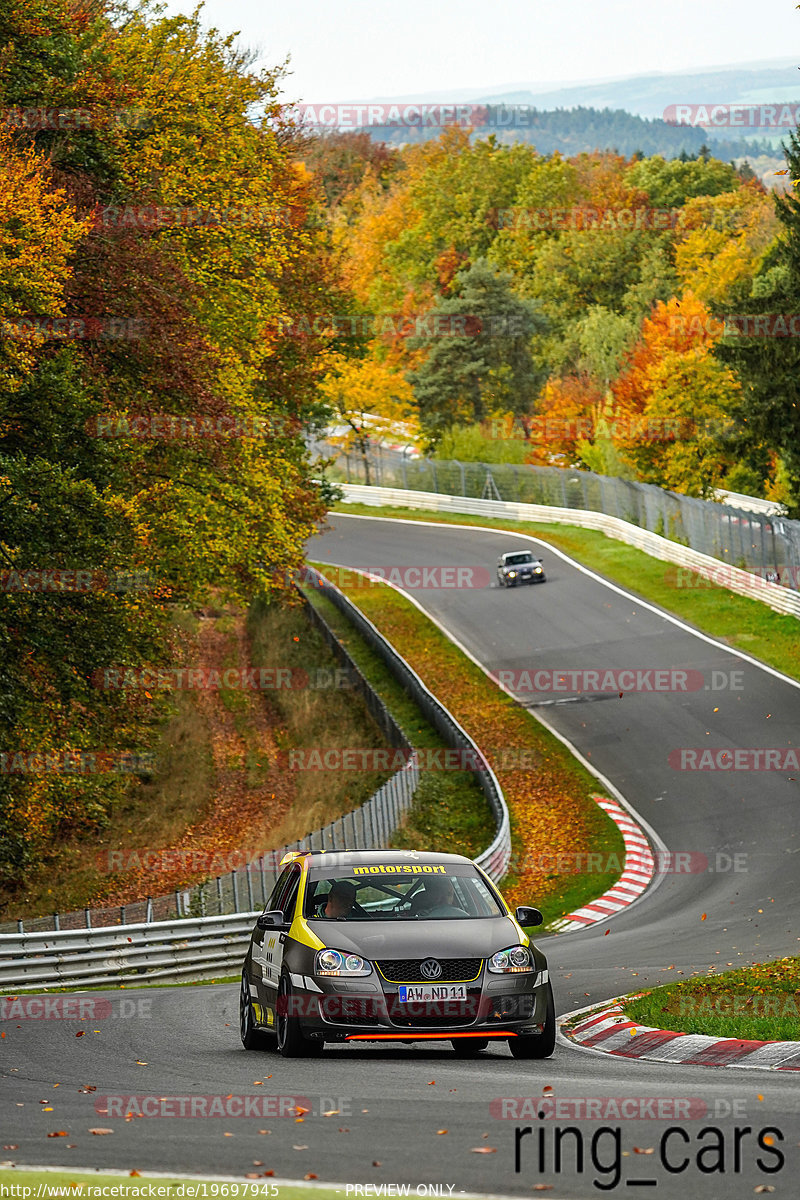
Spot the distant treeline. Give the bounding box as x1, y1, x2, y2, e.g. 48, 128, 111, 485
373, 106, 779, 161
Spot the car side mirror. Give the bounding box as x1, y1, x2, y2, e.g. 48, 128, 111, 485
515, 905, 543, 927
256, 909, 285, 930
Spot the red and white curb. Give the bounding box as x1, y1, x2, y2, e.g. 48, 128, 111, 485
562, 1001, 800, 1071
550, 796, 655, 932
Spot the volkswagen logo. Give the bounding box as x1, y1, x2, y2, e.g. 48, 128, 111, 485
420, 958, 442, 980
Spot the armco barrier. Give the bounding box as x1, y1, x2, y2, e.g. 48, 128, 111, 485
303, 567, 511, 882
0, 589, 420, 939
340, 483, 800, 619
0, 913, 255, 990
0, 571, 511, 988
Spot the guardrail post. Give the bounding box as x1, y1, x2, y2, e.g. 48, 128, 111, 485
259, 856, 266, 906
146, 896, 153, 924
17, 918, 23, 933
53, 912, 60, 932
246, 866, 254, 912
232, 870, 240, 912
120, 906, 126, 926
175, 891, 181, 918
216, 877, 223, 915
84, 907, 91, 930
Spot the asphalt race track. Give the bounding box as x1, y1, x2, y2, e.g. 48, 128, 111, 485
3, 513, 799, 1198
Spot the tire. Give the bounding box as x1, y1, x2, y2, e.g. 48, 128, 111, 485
239, 969, 272, 1051
451, 1038, 489, 1056
276, 972, 323, 1058
508, 982, 556, 1059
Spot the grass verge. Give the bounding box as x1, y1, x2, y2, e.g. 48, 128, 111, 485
308, 563, 625, 924
333, 502, 800, 682
303, 583, 494, 860
621, 956, 800, 1042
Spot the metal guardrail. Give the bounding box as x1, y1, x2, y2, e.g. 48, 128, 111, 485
339, 483, 800, 620
0, 590, 420, 939
0, 571, 511, 988
303, 567, 511, 881
0, 913, 256, 991
314, 440, 800, 593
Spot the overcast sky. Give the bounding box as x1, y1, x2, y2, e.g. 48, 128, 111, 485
162, 0, 797, 102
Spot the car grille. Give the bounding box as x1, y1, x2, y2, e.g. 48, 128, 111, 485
376, 958, 482, 983
387, 994, 480, 1027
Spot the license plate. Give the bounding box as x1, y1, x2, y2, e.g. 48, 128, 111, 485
398, 985, 467, 1002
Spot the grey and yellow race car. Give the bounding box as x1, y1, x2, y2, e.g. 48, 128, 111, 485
239, 848, 554, 1058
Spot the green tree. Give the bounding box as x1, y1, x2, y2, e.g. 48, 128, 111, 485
714, 134, 800, 512
406, 259, 547, 443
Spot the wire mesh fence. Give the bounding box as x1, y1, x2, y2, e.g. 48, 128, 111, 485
0, 589, 419, 935
313, 439, 800, 588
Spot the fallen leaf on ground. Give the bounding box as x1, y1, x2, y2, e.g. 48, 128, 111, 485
88, 1129, 113, 1136
471, 1147, 496, 1154
47, 1132, 68, 1138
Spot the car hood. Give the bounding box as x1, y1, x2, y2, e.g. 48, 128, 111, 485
306, 915, 522, 960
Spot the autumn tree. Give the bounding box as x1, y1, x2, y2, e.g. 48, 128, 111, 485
407, 259, 547, 444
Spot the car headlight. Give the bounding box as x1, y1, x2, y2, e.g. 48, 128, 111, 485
315, 948, 371, 976
534, 566, 542, 573
488, 945, 533, 973
507, 570, 517, 578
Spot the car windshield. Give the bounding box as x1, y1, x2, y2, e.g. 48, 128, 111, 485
505, 552, 534, 565
305, 865, 504, 920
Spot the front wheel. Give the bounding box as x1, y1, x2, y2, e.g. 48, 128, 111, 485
508, 982, 555, 1059
240, 970, 272, 1051
276, 973, 323, 1058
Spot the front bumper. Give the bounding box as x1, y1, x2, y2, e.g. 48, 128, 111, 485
500, 572, 545, 585
283, 970, 550, 1042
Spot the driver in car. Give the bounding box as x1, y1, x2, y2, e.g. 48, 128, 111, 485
417, 876, 465, 918
322, 879, 357, 918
